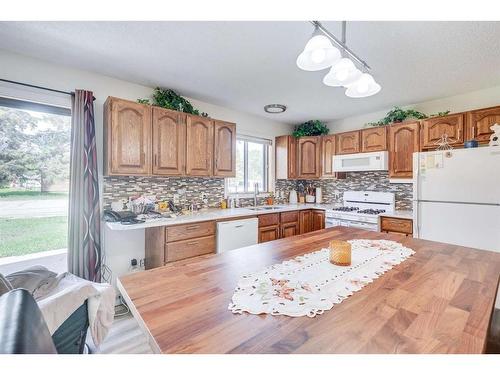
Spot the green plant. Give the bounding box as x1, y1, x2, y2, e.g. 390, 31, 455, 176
365, 107, 428, 127
292, 120, 329, 138
429, 110, 450, 117
138, 88, 208, 117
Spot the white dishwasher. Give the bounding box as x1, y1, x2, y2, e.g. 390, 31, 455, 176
216, 217, 258, 253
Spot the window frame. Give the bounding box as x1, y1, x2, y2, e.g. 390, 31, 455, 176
225, 135, 271, 197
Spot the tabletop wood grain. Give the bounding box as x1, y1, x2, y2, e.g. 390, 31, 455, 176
118, 227, 500, 354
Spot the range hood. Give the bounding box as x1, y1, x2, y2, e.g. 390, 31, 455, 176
333, 151, 388, 172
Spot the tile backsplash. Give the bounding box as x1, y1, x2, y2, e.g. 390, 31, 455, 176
276, 171, 413, 210
103, 171, 413, 211
103, 176, 225, 209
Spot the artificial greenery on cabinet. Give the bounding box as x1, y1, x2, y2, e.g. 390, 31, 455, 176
292, 120, 329, 138
365, 106, 450, 127
138, 88, 208, 117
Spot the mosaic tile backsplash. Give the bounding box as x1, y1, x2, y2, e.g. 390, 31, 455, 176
276, 171, 413, 210
103, 172, 413, 211
103, 176, 225, 209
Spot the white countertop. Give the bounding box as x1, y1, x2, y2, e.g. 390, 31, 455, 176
379, 210, 413, 220
106, 203, 333, 231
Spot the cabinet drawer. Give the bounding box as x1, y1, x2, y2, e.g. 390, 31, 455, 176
280, 211, 299, 224
380, 217, 413, 235
258, 213, 280, 227
166, 221, 215, 242
165, 235, 215, 262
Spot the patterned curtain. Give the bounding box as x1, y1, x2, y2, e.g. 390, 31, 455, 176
68, 90, 101, 282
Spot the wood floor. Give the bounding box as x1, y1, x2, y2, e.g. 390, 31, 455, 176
98, 313, 153, 354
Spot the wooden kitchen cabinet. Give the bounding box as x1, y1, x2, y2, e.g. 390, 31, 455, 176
321, 135, 336, 177
275, 135, 297, 179
152, 107, 185, 176
259, 225, 280, 243
297, 136, 321, 179
337, 131, 360, 155
380, 216, 413, 236
311, 210, 325, 231
420, 113, 465, 149
104, 97, 152, 175
213, 120, 236, 177
280, 211, 299, 239
299, 210, 313, 234
388, 121, 420, 179
186, 115, 214, 176
361, 127, 388, 152
466, 105, 500, 144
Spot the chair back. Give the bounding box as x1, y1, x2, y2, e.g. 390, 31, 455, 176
0, 289, 57, 354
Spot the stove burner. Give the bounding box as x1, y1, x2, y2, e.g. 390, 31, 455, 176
357, 209, 386, 215
331, 206, 359, 212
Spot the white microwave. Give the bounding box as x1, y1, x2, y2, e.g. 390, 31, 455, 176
333, 151, 388, 172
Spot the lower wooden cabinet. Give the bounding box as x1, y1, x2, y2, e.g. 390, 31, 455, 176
380, 216, 413, 236
312, 210, 325, 231
299, 210, 313, 234
145, 220, 216, 269
281, 222, 299, 238
259, 225, 280, 243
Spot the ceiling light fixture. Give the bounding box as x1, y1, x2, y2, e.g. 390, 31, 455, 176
297, 21, 381, 98
264, 104, 287, 114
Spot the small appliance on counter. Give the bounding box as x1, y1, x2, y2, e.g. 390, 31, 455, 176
289, 190, 298, 204
315, 187, 323, 203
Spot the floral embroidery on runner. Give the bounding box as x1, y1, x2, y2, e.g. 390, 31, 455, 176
228, 239, 415, 318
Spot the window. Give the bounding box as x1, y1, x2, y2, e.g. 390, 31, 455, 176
0, 97, 71, 261
226, 136, 271, 194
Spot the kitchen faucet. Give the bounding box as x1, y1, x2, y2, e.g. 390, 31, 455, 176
253, 182, 259, 207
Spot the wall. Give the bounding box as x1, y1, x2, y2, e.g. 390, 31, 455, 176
327, 85, 500, 133
276, 172, 413, 211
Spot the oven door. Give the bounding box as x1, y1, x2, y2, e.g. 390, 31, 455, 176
325, 218, 341, 228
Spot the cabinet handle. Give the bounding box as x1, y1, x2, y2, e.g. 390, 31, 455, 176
186, 225, 200, 230
472, 126, 476, 139
187, 241, 199, 246
154, 154, 157, 166
457, 127, 462, 140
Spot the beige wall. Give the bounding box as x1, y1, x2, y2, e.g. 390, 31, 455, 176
327, 85, 500, 133
0, 49, 293, 190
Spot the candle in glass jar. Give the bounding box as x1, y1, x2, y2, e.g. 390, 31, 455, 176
329, 240, 352, 266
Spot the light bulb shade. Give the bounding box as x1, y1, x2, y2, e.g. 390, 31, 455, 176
296, 34, 341, 71
323, 58, 362, 87
345, 73, 381, 98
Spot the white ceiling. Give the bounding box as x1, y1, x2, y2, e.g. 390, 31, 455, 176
1, 21, 500, 124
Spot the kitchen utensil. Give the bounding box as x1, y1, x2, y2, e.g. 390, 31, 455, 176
289, 190, 298, 204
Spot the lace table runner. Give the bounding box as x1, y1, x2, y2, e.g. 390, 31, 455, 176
228, 239, 414, 318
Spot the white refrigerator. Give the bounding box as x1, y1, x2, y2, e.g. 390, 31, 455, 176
413, 147, 500, 253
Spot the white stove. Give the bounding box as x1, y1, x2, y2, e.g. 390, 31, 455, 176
325, 191, 395, 231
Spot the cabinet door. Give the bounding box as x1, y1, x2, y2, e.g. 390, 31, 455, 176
337, 131, 360, 155
297, 136, 321, 179
421, 114, 464, 149
213, 120, 236, 177
259, 225, 280, 243
152, 107, 185, 176
275, 135, 297, 179
312, 210, 325, 231
281, 222, 299, 238
389, 122, 420, 179
321, 135, 336, 177
186, 116, 214, 176
105, 98, 152, 175
467, 106, 500, 144
361, 127, 387, 152
299, 210, 312, 234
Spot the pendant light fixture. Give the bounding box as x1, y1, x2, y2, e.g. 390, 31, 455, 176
297, 21, 381, 98
296, 26, 341, 71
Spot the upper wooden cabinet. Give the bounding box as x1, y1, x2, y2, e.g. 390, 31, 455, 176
337, 131, 360, 155
185, 115, 214, 177
420, 113, 465, 149
321, 135, 336, 177
361, 127, 387, 152
213, 120, 236, 177
275, 135, 297, 179
104, 97, 152, 175
467, 106, 499, 144
297, 136, 321, 179
152, 107, 185, 176
388, 121, 420, 179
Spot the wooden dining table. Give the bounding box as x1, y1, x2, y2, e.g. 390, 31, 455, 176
118, 227, 500, 354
